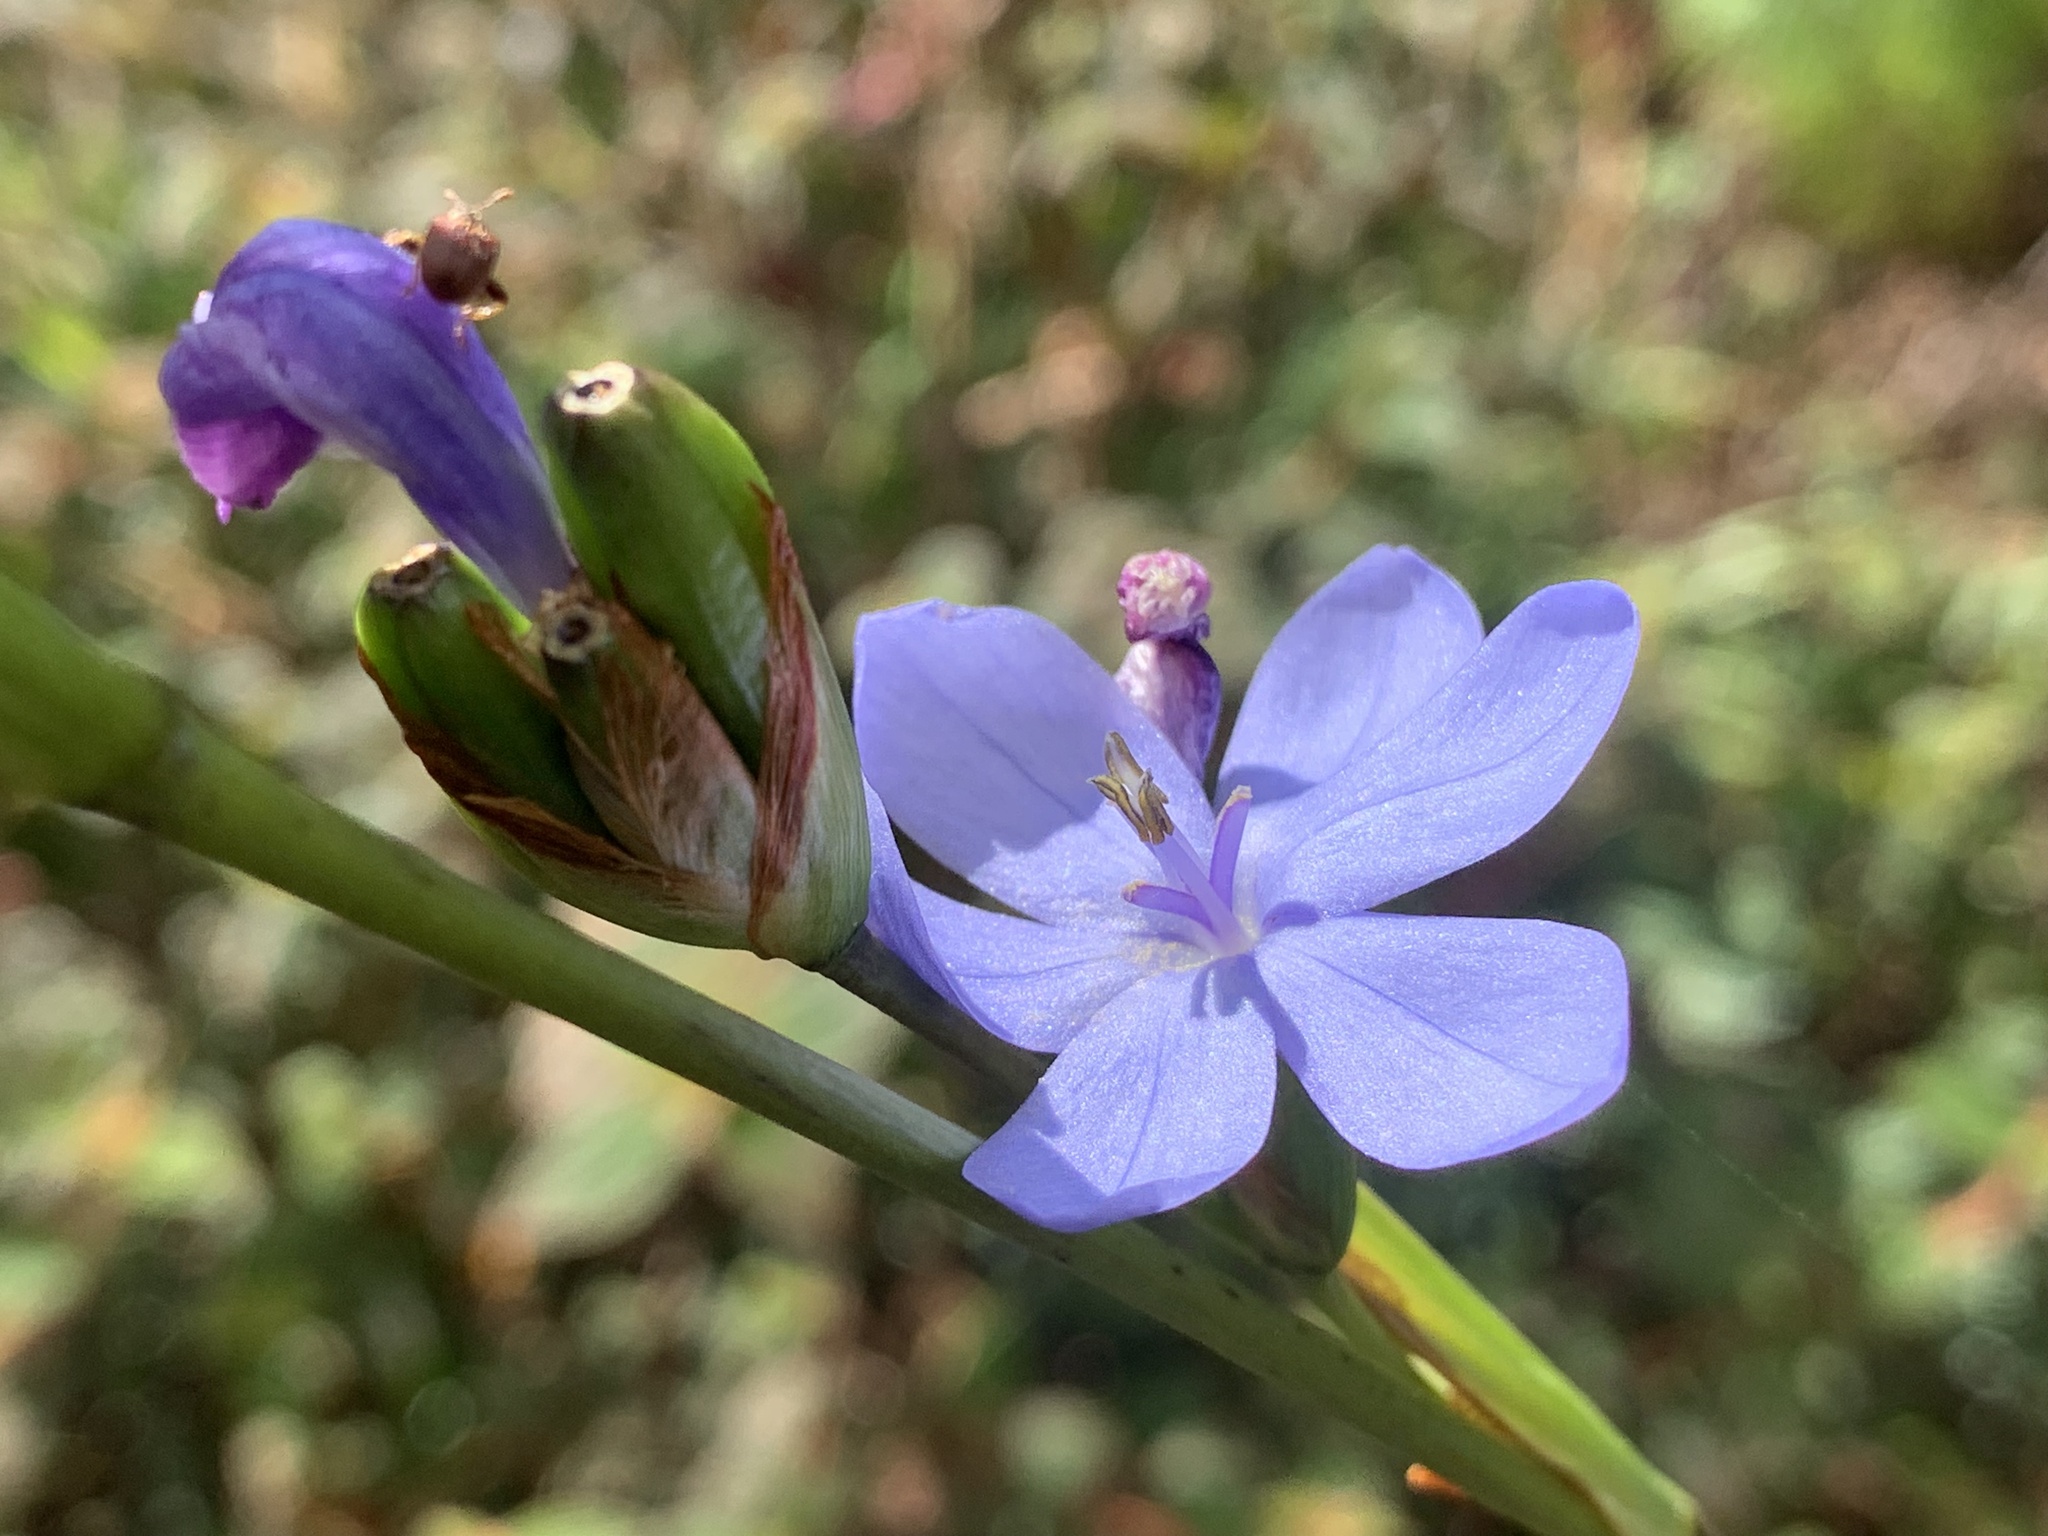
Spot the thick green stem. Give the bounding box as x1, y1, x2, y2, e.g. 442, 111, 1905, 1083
0, 571, 1687, 1536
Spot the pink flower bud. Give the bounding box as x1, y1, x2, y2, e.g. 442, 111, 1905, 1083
1117, 549, 1212, 644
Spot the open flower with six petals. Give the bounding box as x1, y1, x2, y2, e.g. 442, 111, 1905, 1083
858, 546, 1639, 1232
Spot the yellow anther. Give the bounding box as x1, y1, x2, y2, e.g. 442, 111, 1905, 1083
1091, 731, 1174, 844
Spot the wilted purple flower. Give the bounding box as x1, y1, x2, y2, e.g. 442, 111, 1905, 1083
159, 219, 574, 607
857, 546, 1638, 1232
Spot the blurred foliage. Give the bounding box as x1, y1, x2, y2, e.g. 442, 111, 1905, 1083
6, 0, 2048, 1532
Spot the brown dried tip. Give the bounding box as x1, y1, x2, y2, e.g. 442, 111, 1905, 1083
1404, 1465, 1468, 1502
537, 596, 615, 664
369, 543, 452, 602
555, 362, 637, 417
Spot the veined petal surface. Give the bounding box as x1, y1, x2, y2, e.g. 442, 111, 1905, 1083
855, 602, 1210, 925
1248, 580, 1638, 916
962, 961, 1276, 1230
1220, 545, 1482, 807
860, 779, 968, 1012
1256, 914, 1629, 1169
914, 894, 1153, 1051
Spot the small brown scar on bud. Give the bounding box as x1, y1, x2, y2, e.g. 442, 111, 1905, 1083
555, 361, 637, 416
1091, 730, 1173, 844
370, 543, 452, 601
536, 594, 614, 663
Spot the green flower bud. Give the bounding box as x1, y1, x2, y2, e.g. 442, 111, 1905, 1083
354, 544, 606, 837
356, 550, 772, 953
357, 365, 869, 967
545, 362, 772, 765
541, 363, 869, 965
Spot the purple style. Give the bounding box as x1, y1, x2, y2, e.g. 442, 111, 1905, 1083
856, 546, 1639, 1232
159, 219, 573, 608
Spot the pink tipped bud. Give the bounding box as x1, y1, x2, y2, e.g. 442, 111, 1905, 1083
1113, 549, 1219, 777
1117, 549, 1211, 644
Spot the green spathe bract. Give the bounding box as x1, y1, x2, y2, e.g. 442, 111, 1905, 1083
545, 362, 773, 768
353, 544, 606, 836
540, 360, 870, 966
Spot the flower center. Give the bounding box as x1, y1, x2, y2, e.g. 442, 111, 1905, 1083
1091, 732, 1254, 956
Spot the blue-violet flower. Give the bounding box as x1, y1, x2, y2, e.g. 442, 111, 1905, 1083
857, 546, 1638, 1232
159, 219, 574, 607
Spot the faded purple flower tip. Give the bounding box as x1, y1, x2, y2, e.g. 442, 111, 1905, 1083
1117, 549, 1211, 643
159, 219, 575, 609
855, 546, 1640, 1232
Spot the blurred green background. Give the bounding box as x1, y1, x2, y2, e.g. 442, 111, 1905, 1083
6, 0, 2048, 1532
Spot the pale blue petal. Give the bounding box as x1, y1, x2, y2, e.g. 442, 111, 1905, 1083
1256, 915, 1629, 1169
962, 962, 1276, 1231
1248, 580, 1638, 916
917, 896, 1149, 1051
1220, 545, 1482, 806
855, 602, 1211, 925
860, 779, 968, 1011
864, 781, 1154, 1050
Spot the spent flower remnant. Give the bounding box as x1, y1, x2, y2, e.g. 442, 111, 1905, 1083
859, 547, 1638, 1231
158, 219, 573, 608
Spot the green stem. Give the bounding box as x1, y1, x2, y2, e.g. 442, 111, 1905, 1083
1316, 1267, 1422, 1384
0, 570, 1679, 1536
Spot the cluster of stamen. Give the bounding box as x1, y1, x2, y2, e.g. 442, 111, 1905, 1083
1091, 732, 1254, 956
1090, 732, 1174, 844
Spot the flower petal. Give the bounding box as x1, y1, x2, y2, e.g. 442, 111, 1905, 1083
171, 408, 323, 520
855, 602, 1210, 924
1250, 579, 1638, 915
860, 779, 967, 1011
218, 220, 542, 460
159, 219, 574, 608
963, 961, 1276, 1230
1221, 545, 1482, 805
1256, 914, 1629, 1169
917, 897, 1146, 1051
863, 781, 1142, 1049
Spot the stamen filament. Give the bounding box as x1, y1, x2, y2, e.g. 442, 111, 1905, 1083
1095, 732, 1254, 954
1123, 882, 1209, 925
1210, 786, 1251, 905
1155, 831, 1245, 950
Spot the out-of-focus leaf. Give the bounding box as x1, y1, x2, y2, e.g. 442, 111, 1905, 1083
1340, 1189, 1695, 1536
